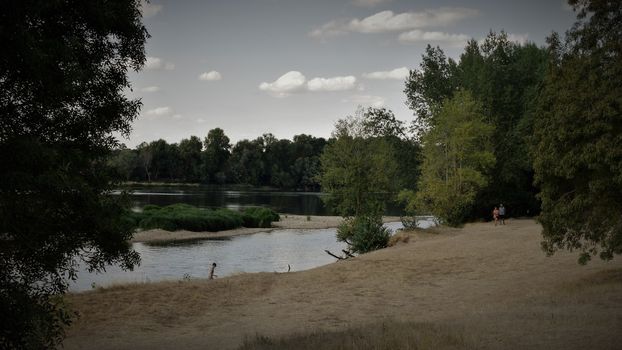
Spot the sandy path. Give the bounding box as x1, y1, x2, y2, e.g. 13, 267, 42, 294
65, 220, 622, 349
131, 215, 402, 243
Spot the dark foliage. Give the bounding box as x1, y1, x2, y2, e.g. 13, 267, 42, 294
127, 204, 279, 232
109, 131, 327, 190
0, 0, 147, 347
404, 32, 548, 221
534, 0, 622, 263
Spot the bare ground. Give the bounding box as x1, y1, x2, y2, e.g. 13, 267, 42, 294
64, 219, 622, 349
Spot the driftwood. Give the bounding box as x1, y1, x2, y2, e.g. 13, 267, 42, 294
325, 249, 355, 260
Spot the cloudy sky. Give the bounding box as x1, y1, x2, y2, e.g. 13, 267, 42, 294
124, 0, 576, 147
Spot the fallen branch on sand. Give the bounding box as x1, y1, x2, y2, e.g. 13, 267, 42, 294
325, 249, 354, 260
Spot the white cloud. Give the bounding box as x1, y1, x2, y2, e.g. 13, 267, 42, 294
310, 7, 479, 39
259, 71, 308, 97
259, 71, 358, 96
352, 0, 392, 7
507, 33, 529, 44
140, 1, 162, 18
145, 56, 175, 70
362, 67, 409, 80
398, 30, 471, 47
196, 118, 206, 124
198, 71, 222, 81
141, 86, 161, 92
307, 76, 357, 92
344, 95, 386, 108
172, 114, 183, 119
309, 20, 350, 39
146, 106, 171, 116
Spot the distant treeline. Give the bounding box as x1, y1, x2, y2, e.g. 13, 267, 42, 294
109, 129, 327, 190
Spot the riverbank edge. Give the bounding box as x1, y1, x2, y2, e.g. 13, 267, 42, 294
130, 214, 403, 243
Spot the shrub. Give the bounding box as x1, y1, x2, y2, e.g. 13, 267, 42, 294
124, 204, 280, 232
242, 207, 280, 228
337, 215, 391, 254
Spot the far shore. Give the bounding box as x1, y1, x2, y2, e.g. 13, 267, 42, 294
130, 214, 403, 243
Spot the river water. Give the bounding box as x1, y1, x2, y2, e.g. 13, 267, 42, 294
121, 185, 405, 216
69, 187, 420, 292
68, 221, 438, 292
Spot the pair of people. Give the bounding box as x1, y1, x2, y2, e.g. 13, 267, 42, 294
492, 204, 506, 226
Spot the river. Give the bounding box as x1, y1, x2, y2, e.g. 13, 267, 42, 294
120, 185, 405, 216
68, 221, 439, 292
69, 187, 417, 292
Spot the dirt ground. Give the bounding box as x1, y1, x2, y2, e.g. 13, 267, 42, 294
65, 219, 622, 349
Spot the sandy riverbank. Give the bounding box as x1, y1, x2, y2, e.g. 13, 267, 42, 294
65, 219, 622, 349
131, 215, 402, 243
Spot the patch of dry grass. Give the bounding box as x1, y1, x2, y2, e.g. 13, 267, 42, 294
388, 231, 411, 246
239, 321, 474, 350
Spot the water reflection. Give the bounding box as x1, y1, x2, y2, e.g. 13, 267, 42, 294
120, 185, 405, 216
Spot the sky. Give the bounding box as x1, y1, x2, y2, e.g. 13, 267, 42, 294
122, 0, 577, 147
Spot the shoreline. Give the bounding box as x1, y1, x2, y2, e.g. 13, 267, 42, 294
65, 219, 622, 350
130, 214, 403, 243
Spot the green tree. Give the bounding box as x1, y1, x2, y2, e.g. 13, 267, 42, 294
108, 147, 139, 181
320, 112, 398, 253
414, 90, 495, 226
404, 45, 458, 136
405, 32, 548, 220
229, 138, 264, 186
136, 141, 154, 182
178, 136, 203, 182
0, 0, 147, 347
203, 128, 231, 183
361, 107, 422, 191
321, 137, 397, 217
533, 0, 622, 264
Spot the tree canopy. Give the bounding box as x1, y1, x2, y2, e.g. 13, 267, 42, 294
405, 32, 548, 219
0, 0, 147, 347
533, 0, 622, 264
414, 90, 495, 226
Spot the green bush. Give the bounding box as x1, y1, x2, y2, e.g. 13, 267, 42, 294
242, 207, 280, 228
124, 204, 280, 232
337, 215, 390, 254
142, 204, 162, 212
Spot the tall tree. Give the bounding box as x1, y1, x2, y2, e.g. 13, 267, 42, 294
203, 128, 231, 183
405, 31, 548, 220
229, 138, 264, 186
534, 0, 622, 264
0, 0, 147, 347
414, 90, 495, 226
320, 114, 398, 218
320, 113, 398, 254
178, 136, 203, 182
404, 45, 458, 137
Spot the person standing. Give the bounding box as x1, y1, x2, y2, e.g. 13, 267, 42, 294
499, 204, 506, 225
209, 262, 217, 280
492, 207, 499, 226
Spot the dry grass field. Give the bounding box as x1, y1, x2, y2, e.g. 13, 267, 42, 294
64, 219, 622, 349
